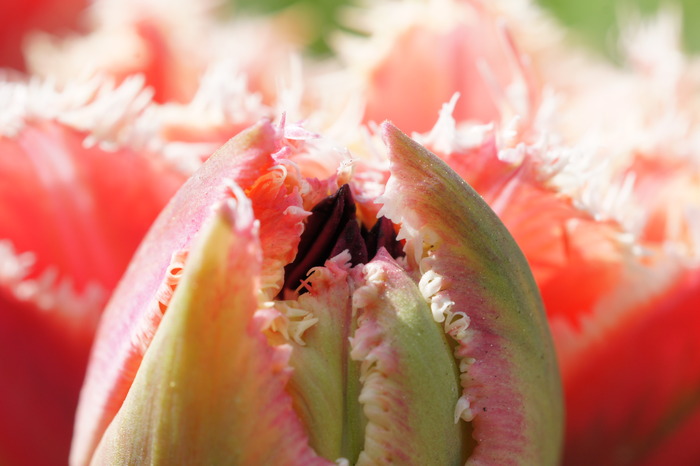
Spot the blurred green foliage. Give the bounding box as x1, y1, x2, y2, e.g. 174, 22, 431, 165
229, 0, 700, 57
539, 0, 700, 57
227, 0, 357, 55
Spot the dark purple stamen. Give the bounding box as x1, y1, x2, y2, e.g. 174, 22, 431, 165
330, 217, 368, 266
282, 184, 403, 295
362, 216, 404, 261
283, 185, 353, 293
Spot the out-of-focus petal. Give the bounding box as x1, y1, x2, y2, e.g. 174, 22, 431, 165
0, 0, 87, 70
340, 0, 537, 133
25, 0, 310, 105
0, 78, 186, 465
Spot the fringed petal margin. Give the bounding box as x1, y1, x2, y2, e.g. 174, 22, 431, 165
351, 250, 465, 466
379, 121, 563, 465
71, 120, 280, 465
90, 190, 328, 465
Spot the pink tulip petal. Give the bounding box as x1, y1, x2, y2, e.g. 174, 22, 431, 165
380, 121, 563, 464
246, 164, 309, 297
90, 192, 329, 464
71, 120, 280, 465
357, 0, 536, 133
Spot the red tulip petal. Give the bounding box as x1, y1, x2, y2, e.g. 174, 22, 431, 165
562, 267, 700, 465
0, 0, 87, 70
0, 115, 185, 465
0, 285, 91, 466
0, 120, 185, 292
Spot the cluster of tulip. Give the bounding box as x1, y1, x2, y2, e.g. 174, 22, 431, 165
2, 0, 700, 464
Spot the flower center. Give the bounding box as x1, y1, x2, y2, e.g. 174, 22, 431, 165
281, 184, 402, 296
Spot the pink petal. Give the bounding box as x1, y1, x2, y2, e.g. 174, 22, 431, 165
90, 193, 329, 464
70, 119, 280, 465
380, 121, 563, 464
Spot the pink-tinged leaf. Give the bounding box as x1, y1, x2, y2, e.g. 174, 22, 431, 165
90, 195, 329, 464
380, 121, 563, 464
71, 119, 281, 465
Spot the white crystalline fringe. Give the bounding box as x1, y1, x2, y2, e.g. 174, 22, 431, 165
0, 65, 272, 175
266, 301, 320, 346
218, 178, 258, 236
349, 262, 390, 384
0, 74, 154, 144
685, 206, 700, 260
413, 93, 495, 157
417, 91, 651, 239
418, 269, 452, 323
0, 240, 35, 284
130, 249, 188, 355
0, 240, 105, 326
351, 260, 386, 311
377, 180, 476, 423
265, 251, 353, 344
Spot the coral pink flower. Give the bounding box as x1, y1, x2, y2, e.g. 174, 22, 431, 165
70, 119, 562, 465
24, 0, 312, 105
0, 1, 348, 460
5, 0, 700, 463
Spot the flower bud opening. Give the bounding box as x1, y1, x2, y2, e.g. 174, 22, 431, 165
281, 184, 403, 297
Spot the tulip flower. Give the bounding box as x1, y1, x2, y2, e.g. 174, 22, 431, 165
1, 2, 348, 462
70, 118, 563, 464
339, 0, 538, 134
0, 75, 193, 465
6, 0, 700, 463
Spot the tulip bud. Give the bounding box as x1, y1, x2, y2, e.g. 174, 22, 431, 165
71, 119, 562, 465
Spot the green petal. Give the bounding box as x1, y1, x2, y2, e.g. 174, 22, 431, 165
91, 194, 330, 465
281, 254, 365, 463
352, 250, 465, 466
380, 122, 563, 465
